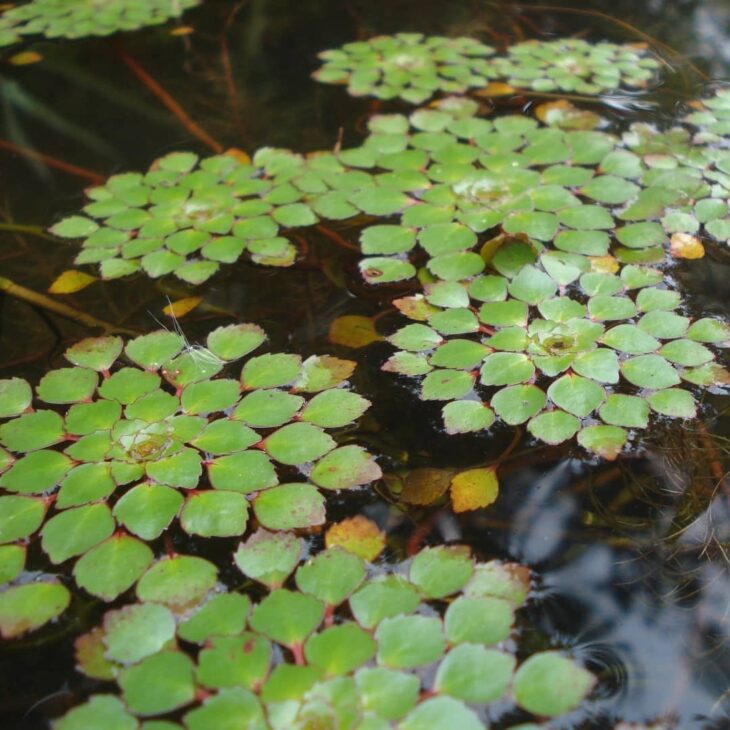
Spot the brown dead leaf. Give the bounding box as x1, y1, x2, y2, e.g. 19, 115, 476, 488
400, 467, 454, 506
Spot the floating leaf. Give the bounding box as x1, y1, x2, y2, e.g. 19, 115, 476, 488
0, 581, 70, 639
253, 483, 326, 530
329, 316, 382, 348
450, 467, 499, 512
234, 529, 302, 588
325, 516, 385, 562
48, 270, 97, 294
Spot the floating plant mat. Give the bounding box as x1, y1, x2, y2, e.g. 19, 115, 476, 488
383, 238, 730, 458
0, 0, 200, 46
54, 544, 595, 729
0, 325, 380, 632
313, 34, 661, 102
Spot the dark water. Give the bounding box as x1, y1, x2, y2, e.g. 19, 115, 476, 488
1, 0, 730, 727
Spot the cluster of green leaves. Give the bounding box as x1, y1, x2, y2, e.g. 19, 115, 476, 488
314, 34, 660, 102
313, 33, 496, 104
0, 0, 199, 46
56, 544, 595, 729
617, 93, 730, 246
487, 39, 661, 94
384, 237, 730, 458
0, 326, 380, 637
342, 97, 667, 283
51, 147, 375, 285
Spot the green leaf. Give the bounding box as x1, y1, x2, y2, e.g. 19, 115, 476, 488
409, 545, 473, 598
599, 394, 649, 428
491, 384, 546, 424
113, 483, 183, 540
478, 299, 528, 326
241, 353, 302, 389
296, 547, 365, 606
253, 483, 326, 530
577, 424, 627, 460
527, 410, 580, 444
98, 368, 160, 404
233, 389, 304, 428
621, 354, 680, 389
36, 367, 98, 404
375, 614, 445, 668
445, 594, 514, 645
310, 445, 381, 490
305, 622, 376, 676
249, 588, 324, 647
300, 389, 370, 428
687, 318, 730, 343
41, 503, 115, 564
234, 529, 302, 588
0, 581, 70, 639
0, 410, 65, 452
355, 667, 420, 720
103, 602, 176, 665
180, 490, 249, 537
508, 265, 557, 304
146, 448, 202, 489
265, 422, 337, 465
208, 451, 278, 494
178, 593, 251, 644
180, 379, 241, 415
184, 688, 266, 730
65, 337, 123, 372
53, 696, 137, 730
435, 644, 515, 703
399, 696, 483, 730
51, 216, 99, 238
0, 544, 24, 584
0, 450, 72, 494
421, 369, 474, 400
601, 324, 660, 354
136, 555, 217, 609
119, 651, 196, 716
197, 633, 271, 689
191, 420, 259, 455
360, 257, 417, 284
480, 353, 535, 386
66, 399, 121, 435
659, 339, 714, 367
442, 400, 495, 434
513, 651, 595, 717
547, 373, 605, 418
0, 378, 32, 418
349, 575, 422, 629
74, 535, 153, 601
647, 388, 696, 418
125, 331, 184, 370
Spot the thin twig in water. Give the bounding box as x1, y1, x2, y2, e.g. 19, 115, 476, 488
117, 49, 225, 153
0, 138, 105, 184
0, 276, 138, 335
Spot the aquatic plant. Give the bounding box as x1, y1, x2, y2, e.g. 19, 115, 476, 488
55, 544, 595, 729
52, 148, 371, 284
0, 0, 199, 46
487, 39, 661, 94
0, 325, 379, 635
312, 33, 496, 104
314, 35, 660, 103
384, 237, 730, 458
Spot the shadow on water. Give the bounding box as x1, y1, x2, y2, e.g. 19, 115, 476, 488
1, 0, 730, 727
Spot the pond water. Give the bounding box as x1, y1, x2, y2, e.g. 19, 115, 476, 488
1, 1, 730, 728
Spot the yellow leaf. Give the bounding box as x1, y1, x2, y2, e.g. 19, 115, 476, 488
328, 315, 382, 348
163, 296, 202, 319
169, 26, 194, 36
392, 296, 438, 322
224, 148, 251, 165
534, 99, 601, 130
48, 270, 96, 294
325, 516, 385, 562
450, 467, 499, 513
400, 467, 453, 506
8, 51, 43, 66
670, 232, 704, 259
474, 82, 515, 97
589, 255, 619, 274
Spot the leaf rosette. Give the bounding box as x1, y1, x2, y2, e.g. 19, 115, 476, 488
51, 147, 380, 285
383, 238, 729, 458
313, 33, 496, 104
56, 544, 596, 729
0, 0, 200, 46
0, 325, 380, 632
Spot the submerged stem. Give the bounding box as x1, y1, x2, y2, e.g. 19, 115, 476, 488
0, 276, 138, 335
0, 139, 105, 184
118, 49, 225, 154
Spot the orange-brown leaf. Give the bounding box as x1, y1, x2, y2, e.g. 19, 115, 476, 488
325, 516, 385, 562
162, 296, 202, 319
